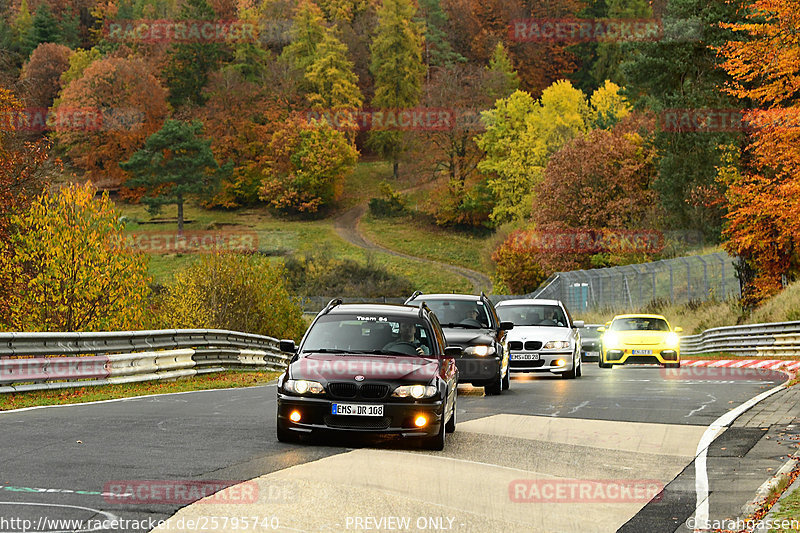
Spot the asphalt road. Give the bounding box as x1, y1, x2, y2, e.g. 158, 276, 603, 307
0, 364, 788, 533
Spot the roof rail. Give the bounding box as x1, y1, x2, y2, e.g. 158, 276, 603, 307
322, 298, 343, 315
418, 301, 430, 318
405, 290, 423, 304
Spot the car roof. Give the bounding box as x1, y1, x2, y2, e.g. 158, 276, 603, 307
408, 293, 484, 302
495, 298, 562, 306
611, 314, 669, 320
326, 303, 429, 318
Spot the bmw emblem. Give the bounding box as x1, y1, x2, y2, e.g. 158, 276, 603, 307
355, 375, 365, 382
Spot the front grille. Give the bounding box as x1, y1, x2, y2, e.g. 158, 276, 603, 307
324, 415, 391, 430
360, 384, 389, 399
508, 341, 523, 351
524, 341, 543, 350
626, 356, 662, 365
328, 382, 358, 399
510, 359, 545, 368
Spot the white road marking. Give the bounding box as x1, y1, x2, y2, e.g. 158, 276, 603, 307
692, 384, 786, 532
569, 401, 590, 414
685, 394, 716, 418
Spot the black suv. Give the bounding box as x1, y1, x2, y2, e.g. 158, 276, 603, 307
404, 292, 512, 395
276, 300, 459, 450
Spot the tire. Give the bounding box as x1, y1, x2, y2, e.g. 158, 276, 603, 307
276, 419, 300, 443
485, 373, 503, 395
561, 357, 578, 379
598, 355, 611, 369
576, 357, 583, 377
664, 362, 681, 369
502, 367, 510, 390
445, 394, 456, 434
423, 416, 446, 450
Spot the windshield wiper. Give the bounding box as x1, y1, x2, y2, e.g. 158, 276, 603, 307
302, 348, 347, 354
440, 323, 483, 329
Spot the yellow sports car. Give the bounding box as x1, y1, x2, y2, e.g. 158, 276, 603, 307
598, 314, 682, 368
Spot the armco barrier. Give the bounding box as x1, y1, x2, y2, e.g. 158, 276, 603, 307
0, 329, 291, 394
680, 321, 800, 357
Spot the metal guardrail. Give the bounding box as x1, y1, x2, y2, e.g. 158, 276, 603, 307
680, 321, 800, 357
0, 329, 291, 393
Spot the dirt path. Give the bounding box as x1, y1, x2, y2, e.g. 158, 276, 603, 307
333, 203, 493, 293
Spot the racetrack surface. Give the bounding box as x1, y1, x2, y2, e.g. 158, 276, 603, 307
0, 365, 788, 532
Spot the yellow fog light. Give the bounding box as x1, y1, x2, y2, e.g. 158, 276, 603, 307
289, 410, 301, 423
414, 415, 428, 427
554, 359, 566, 367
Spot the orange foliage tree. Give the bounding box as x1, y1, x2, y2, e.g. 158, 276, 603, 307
717, 0, 800, 304
19, 42, 72, 110
54, 57, 168, 189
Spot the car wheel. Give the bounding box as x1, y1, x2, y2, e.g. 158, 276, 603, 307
502, 367, 510, 390
598, 355, 611, 369
576, 357, 582, 377
664, 362, 681, 369
562, 360, 578, 379
445, 394, 456, 434
423, 416, 447, 450
276, 419, 299, 443
485, 373, 503, 395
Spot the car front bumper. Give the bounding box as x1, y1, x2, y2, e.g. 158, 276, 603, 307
277, 394, 444, 437
508, 351, 574, 374
603, 348, 679, 365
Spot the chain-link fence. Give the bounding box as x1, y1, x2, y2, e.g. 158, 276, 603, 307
525, 252, 740, 312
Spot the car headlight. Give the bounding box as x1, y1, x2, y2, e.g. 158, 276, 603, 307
464, 345, 496, 356
392, 384, 438, 399
604, 333, 619, 348
543, 340, 570, 350
285, 379, 325, 395
666, 332, 679, 347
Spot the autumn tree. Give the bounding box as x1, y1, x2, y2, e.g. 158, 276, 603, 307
486, 42, 519, 100
590, 80, 631, 129
19, 42, 72, 110
159, 251, 305, 339
0, 182, 152, 332
476, 80, 591, 224
259, 117, 358, 214
369, 0, 425, 179
54, 57, 168, 189
280, 0, 327, 89
305, 32, 364, 111
60, 47, 101, 87
717, 0, 800, 304
121, 120, 223, 234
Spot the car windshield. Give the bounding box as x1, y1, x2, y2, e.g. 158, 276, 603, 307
609, 317, 670, 332
496, 305, 568, 328
411, 299, 492, 329
301, 314, 434, 356
581, 326, 602, 339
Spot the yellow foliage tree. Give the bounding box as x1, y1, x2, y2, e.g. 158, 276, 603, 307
0, 182, 152, 332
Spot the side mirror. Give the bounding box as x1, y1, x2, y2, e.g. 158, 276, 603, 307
444, 346, 462, 358
279, 339, 297, 353
573, 320, 584, 329
597, 327, 606, 333
499, 321, 514, 331
674, 327, 683, 333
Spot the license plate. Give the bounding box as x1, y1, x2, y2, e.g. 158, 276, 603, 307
331, 403, 384, 416
511, 353, 540, 361
586, 351, 599, 357
632, 349, 653, 355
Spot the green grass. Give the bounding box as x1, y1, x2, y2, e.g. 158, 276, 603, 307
0, 370, 280, 411
769, 473, 800, 532
360, 213, 495, 275
117, 199, 470, 292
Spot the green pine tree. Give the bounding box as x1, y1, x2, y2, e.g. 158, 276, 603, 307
23, 2, 60, 54
369, 0, 425, 179
163, 0, 224, 108
121, 120, 222, 234
486, 42, 520, 100
11, 0, 33, 54
417, 0, 464, 70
